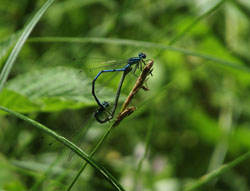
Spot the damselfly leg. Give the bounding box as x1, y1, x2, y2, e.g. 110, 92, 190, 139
91, 53, 150, 123
92, 53, 147, 115
94, 66, 132, 123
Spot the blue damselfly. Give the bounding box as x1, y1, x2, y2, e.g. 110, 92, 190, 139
92, 53, 149, 123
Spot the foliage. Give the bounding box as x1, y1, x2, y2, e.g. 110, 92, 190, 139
1, 0, 250, 190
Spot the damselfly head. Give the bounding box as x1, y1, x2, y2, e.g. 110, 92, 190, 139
102, 101, 110, 108
95, 101, 112, 123
139, 53, 146, 59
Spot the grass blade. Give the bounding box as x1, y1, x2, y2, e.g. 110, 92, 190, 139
0, 33, 20, 68
133, 113, 154, 190
184, 151, 250, 191
0, 0, 55, 92
0, 106, 125, 191
28, 36, 250, 73
67, 60, 153, 190
169, 0, 225, 45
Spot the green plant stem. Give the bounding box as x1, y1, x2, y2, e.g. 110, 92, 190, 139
31, 151, 64, 190
0, 106, 125, 191
67, 125, 113, 191
133, 112, 154, 191
120, 60, 154, 112
0, 0, 55, 92
67, 110, 134, 191
184, 150, 250, 191
67, 60, 153, 191
169, 0, 225, 45
28, 37, 250, 73
229, 0, 250, 19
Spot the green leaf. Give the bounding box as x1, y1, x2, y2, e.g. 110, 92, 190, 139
0, 89, 40, 114
184, 151, 250, 191
28, 36, 250, 73
3, 66, 115, 112
6, 66, 90, 100
0, 106, 125, 191
0, 0, 55, 92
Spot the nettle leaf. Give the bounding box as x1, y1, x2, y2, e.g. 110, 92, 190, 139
0, 0, 55, 91
0, 89, 40, 114
3, 66, 116, 112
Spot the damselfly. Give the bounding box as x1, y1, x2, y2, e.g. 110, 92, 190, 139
94, 65, 132, 123
92, 53, 149, 123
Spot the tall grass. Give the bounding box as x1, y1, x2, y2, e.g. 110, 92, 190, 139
1, 0, 250, 190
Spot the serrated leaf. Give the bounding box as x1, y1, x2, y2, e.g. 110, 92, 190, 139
4, 66, 116, 112
40, 97, 86, 111
7, 66, 89, 99
0, 89, 40, 114
0, 0, 55, 92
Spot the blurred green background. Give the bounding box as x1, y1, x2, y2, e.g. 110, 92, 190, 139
1, 0, 250, 190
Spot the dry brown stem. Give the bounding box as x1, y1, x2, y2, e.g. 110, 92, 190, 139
112, 60, 154, 127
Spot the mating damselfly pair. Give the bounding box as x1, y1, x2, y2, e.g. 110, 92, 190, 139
81, 52, 150, 123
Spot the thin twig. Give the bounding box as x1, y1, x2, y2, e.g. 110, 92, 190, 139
110, 60, 154, 127
112, 107, 136, 127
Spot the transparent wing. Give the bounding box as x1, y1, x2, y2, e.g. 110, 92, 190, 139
71, 57, 128, 71
74, 65, 127, 112
67, 116, 95, 161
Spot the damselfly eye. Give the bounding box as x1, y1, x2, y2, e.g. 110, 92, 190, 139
139, 53, 146, 59
102, 101, 110, 108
